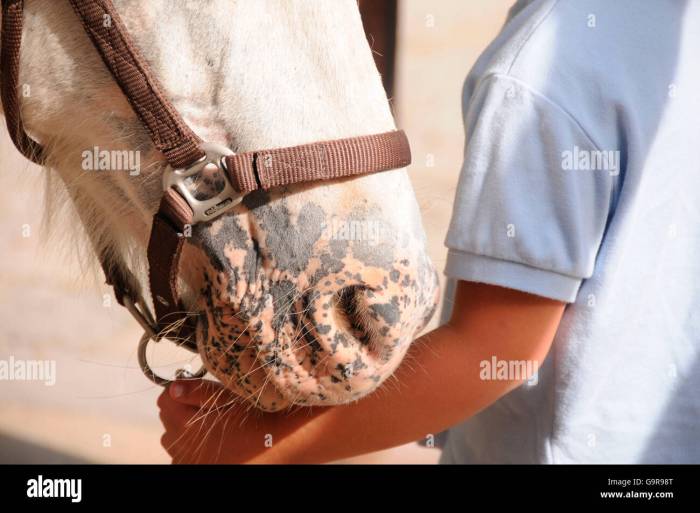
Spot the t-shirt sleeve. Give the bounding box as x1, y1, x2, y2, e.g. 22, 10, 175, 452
445, 73, 618, 303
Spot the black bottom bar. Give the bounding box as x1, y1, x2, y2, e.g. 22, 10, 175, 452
0, 464, 695, 507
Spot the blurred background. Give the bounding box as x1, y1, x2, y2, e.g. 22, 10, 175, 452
0, 0, 513, 463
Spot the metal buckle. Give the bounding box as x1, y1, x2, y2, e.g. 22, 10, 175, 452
162, 142, 241, 224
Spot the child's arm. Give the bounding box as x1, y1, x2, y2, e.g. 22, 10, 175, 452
158, 281, 565, 463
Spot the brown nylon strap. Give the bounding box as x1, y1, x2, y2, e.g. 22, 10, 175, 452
225, 130, 411, 193
147, 189, 197, 347
1, 0, 45, 164
67, 0, 204, 169
67, 0, 204, 333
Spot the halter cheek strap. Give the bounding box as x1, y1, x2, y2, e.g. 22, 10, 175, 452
1, 0, 412, 381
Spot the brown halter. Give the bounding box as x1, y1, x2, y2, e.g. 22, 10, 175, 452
1, 0, 412, 384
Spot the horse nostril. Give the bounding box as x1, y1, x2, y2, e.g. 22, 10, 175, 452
336, 285, 356, 314
286, 285, 374, 369
335, 285, 372, 345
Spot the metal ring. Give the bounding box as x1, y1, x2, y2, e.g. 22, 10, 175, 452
137, 331, 207, 386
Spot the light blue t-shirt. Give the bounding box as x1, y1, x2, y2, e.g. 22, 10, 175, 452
442, 0, 700, 463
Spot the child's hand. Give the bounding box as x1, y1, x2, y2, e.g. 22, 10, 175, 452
158, 379, 271, 463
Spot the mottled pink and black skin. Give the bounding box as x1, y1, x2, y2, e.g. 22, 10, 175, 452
179, 173, 440, 412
